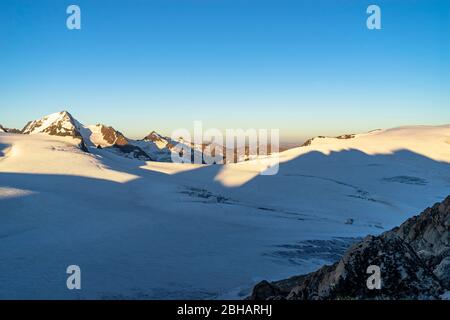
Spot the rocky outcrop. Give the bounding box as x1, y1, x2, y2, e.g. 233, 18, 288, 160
22, 111, 82, 138
249, 196, 450, 300
22, 111, 89, 153
100, 125, 129, 146
95, 125, 153, 160
336, 134, 355, 139
113, 144, 153, 161
4, 128, 21, 133
144, 131, 174, 149
300, 133, 357, 147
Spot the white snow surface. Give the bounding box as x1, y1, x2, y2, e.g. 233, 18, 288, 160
81, 124, 113, 147
22, 111, 81, 135
0, 124, 449, 299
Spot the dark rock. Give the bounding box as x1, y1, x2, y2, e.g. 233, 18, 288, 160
21, 111, 90, 153
100, 125, 128, 146
336, 134, 355, 139
4, 128, 21, 134
0, 125, 21, 133
113, 144, 153, 161
249, 196, 450, 300
78, 140, 89, 153
249, 281, 282, 300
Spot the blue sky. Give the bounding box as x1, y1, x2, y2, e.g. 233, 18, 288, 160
0, 0, 449, 142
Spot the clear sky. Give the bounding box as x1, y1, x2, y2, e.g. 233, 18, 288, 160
0, 0, 449, 142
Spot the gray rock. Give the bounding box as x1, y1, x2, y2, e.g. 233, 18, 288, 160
249, 195, 450, 300
434, 257, 450, 287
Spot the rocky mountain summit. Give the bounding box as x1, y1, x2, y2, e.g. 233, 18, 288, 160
249, 195, 450, 300
0, 125, 21, 133
22, 111, 83, 138
21, 111, 89, 152
19, 111, 154, 159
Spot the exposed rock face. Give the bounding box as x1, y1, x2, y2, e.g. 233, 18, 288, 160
113, 144, 153, 161
249, 196, 450, 300
139, 132, 182, 162
22, 111, 89, 152
100, 125, 129, 146
0, 125, 21, 134
20, 112, 156, 159
300, 138, 314, 147
143, 131, 175, 150
394, 198, 450, 287
22, 111, 82, 138
336, 134, 355, 139
301, 133, 356, 147
4, 128, 21, 133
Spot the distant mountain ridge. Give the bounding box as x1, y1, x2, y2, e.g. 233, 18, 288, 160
10, 111, 450, 165
0, 123, 24, 133
15, 111, 268, 163
20, 111, 155, 160
17, 111, 216, 162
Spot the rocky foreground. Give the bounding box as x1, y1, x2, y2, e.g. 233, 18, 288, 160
249, 196, 450, 300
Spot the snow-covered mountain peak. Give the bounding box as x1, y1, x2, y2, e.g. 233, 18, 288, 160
142, 131, 175, 151
22, 111, 83, 138
83, 124, 129, 147
144, 131, 163, 141
21, 111, 88, 152
143, 131, 173, 145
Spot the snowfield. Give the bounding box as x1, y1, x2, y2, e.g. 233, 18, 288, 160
0, 125, 449, 299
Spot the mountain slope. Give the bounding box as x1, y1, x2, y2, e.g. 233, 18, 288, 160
18, 111, 277, 164
22, 111, 83, 138
215, 125, 450, 187
133, 131, 218, 163
249, 196, 450, 300
80, 124, 153, 161
82, 124, 129, 148
296, 125, 450, 163
21, 111, 153, 160
21, 111, 88, 152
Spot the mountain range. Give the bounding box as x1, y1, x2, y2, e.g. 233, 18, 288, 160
19, 111, 182, 161
13, 111, 260, 163
0, 113, 449, 299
